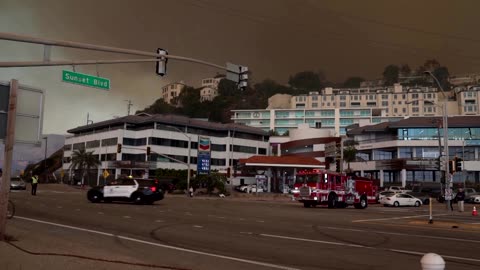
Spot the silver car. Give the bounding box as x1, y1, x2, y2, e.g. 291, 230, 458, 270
10, 177, 27, 190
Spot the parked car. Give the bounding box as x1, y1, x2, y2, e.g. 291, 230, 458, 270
385, 186, 411, 193
10, 177, 27, 190
380, 193, 422, 207
438, 188, 478, 203
466, 195, 480, 204
377, 191, 396, 202
407, 186, 442, 204
234, 184, 248, 192
87, 178, 164, 204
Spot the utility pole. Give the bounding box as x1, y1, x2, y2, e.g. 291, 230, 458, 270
86, 113, 93, 125
0, 79, 18, 240
44, 136, 48, 182
125, 100, 133, 116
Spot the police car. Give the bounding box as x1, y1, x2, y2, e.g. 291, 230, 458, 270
87, 177, 165, 204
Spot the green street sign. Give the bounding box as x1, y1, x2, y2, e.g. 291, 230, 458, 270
62, 70, 110, 90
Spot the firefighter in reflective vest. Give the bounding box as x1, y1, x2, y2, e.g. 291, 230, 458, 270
31, 174, 39, 196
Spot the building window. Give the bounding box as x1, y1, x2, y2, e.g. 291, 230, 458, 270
340, 95, 346, 101
123, 137, 147, 146
73, 142, 85, 151
394, 108, 398, 113
382, 94, 388, 99
211, 144, 226, 152
412, 93, 419, 99
312, 96, 318, 101
231, 145, 256, 154
413, 107, 419, 113
340, 102, 346, 107
382, 101, 388, 106
102, 138, 118, 147
86, 140, 100, 149
366, 102, 376, 106
312, 103, 318, 108
64, 144, 72, 151
258, 148, 267, 155
403, 108, 407, 113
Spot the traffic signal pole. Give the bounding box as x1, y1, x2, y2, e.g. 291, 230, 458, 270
0, 32, 225, 69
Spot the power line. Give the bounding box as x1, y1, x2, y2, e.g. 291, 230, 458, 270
179, 0, 480, 64
306, 1, 480, 44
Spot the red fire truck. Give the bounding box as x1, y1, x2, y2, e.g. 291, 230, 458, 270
293, 169, 379, 209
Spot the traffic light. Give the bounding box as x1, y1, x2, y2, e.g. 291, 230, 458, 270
448, 160, 455, 173
226, 62, 249, 90
146, 146, 151, 156
238, 66, 248, 90
335, 159, 341, 173
455, 157, 463, 172
117, 143, 122, 154
155, 48, 168, 76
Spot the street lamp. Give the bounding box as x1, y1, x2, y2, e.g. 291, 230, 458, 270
424, 71, 449, 186
169, 126, 192, 192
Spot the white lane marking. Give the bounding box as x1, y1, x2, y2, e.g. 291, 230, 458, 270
352, 214, 448, 222
256, 220, 265, 223
239, 218, 245, 221
75, 209, 80, 211
261, 234, 364, 248
57, 206, 63, 209
261, 233, 480, 263
155, 220, 164, 223
240, 232, 253, 235
14, 216, 300, 270
98, 212, 104, 215
324, 226, 480, 244
123, 216, 131, 219
193, 225, 203, 228
185, 212, 193, 216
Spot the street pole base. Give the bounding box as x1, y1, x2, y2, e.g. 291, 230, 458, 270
428, 219, 433, 224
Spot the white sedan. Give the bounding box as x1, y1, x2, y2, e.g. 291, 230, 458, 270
380, 193, 422, 207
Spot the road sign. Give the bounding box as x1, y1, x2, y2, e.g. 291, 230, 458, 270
62, 70, 110, 90
103, 170, 110, 178
0, 81, 44, 144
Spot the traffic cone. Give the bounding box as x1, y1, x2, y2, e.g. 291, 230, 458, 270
473, 206, 478, 216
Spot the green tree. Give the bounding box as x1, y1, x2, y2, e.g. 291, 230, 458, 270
137, 98, 175, 114
342, 140, 358, 173
194, 172, 227, 194
399, 64, 411, 77
288, 71, 323, 91
343, 77, 365, 88
217, 78, 238, 97
422, 59, 441, 72
70, 148, 101, 186
433, 66, 451, 90
382, 65, 400, 86
208, 96, 233, 123
177, 86, 206, 118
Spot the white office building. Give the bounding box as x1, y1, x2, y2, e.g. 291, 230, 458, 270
63, 113, 269, 185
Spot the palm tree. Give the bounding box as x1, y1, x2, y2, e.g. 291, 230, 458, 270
70, 148, 101, 186
342, 140, 358, 173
